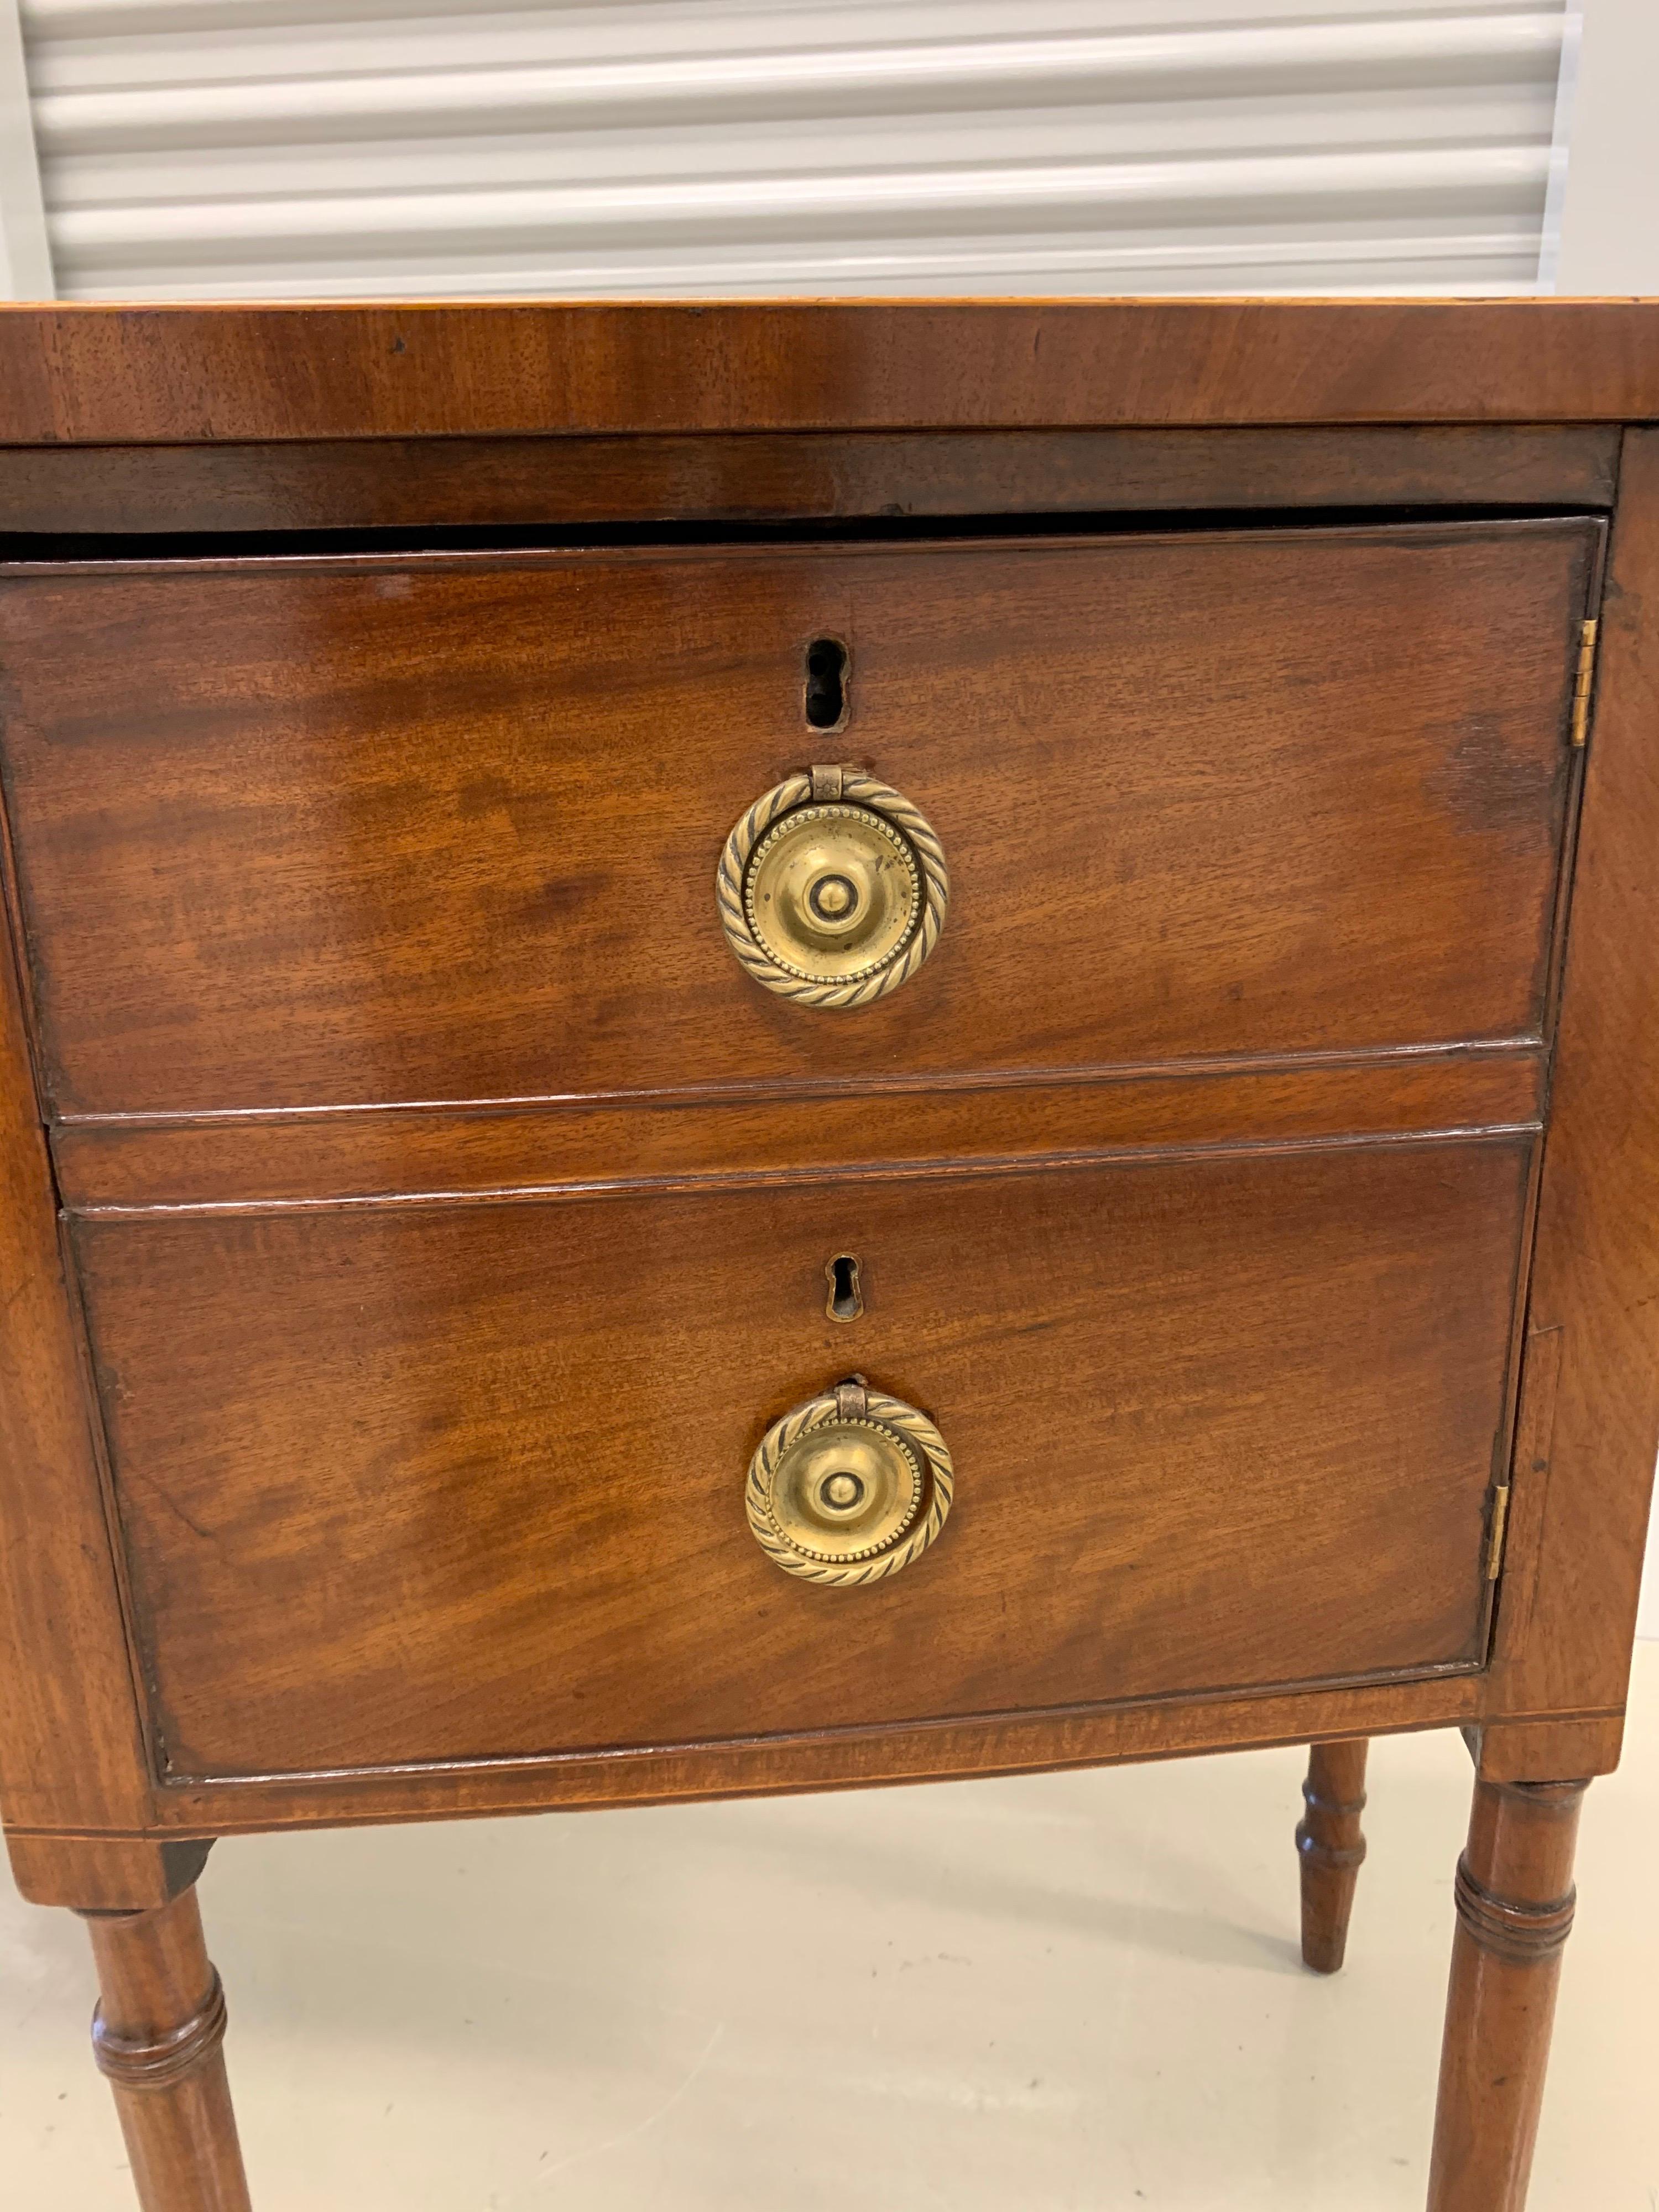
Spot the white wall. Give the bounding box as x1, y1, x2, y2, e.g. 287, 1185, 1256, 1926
0, 0, 50, 293
1552, 0, 1658, 290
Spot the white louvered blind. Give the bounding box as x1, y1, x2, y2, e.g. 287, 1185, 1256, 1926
18, 0, 1572, 302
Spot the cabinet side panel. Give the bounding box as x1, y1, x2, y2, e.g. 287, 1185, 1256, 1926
1490, 427, 1659, 1733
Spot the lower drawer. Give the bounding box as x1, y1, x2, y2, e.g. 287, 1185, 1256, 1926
73, 1138, 1529, 1782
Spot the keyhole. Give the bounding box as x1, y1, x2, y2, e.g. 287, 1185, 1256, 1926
825, 1253, 863, 1323
805, 638, 848, 730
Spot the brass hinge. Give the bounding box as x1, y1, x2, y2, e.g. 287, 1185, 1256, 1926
1485, 1483, 1512, 1581
1570, 618, 1599, 748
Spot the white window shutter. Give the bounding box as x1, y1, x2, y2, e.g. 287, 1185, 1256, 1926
19, 0, 1571, 301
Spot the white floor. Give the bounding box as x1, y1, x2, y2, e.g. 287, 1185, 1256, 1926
3, 1648, 1656, 2212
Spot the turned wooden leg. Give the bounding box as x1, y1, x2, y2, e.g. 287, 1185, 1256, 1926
80, 1881, 252, 2212
1296, 1738, 1368, 1973
1426, 1777, 1588, 2212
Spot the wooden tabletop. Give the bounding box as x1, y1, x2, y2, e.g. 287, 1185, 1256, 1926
3, 299, 1659, 444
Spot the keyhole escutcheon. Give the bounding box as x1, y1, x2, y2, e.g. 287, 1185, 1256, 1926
825, 1254, 863, 1322
805, 638, 848, 730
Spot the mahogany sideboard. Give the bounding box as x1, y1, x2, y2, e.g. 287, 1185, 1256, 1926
2, 300, 1657, 2211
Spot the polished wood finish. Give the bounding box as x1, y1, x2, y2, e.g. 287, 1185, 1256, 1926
1, 521, 1595, 1117
1297, 1739, 1369, 1974
139, 1679, 1481, 1838
5, 302, 1659, 443
0, 304, 1655, 2211
75, 1139, 1524, 1781
82, 1879, 251, 2212
1488, 428, 1659, 1728
1427, 1778, 1588, 2212
7, 1833, 213, 1912
1474, 1712, 1625, 1787
54, 1048, 1543, 1214
0, 426, 1620, 536
0, 808, 152, 1839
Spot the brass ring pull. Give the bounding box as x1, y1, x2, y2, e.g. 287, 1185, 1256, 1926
717, 765, 949, 1006
745, 1378, 954, 1586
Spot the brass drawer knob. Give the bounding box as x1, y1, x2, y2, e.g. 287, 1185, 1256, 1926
746, 1378, 954, 1585
717, 765, 949, 1006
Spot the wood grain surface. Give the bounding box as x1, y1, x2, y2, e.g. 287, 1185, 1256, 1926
83, 1881, 252, 2212
7, 1832, 212, 1911
1, 1673, 1501, 1842
0, 426, 1620, 537
1488, 430, 1659, 1724
1297, 1737, 1369, 1975
1427, 1779, 1589, 2212
0, 828, 151, 1836
52, 1048, 1543, 1215
72, 1139, 1528, 1783
2, 301, 1659, 443
0, 521, 1597, 1118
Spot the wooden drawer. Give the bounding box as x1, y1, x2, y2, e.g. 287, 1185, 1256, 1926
74, 1136, 1528, 1783
0, 519, 1597, 1117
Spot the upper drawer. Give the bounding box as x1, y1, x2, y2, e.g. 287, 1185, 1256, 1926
0, 520, 1597, 1117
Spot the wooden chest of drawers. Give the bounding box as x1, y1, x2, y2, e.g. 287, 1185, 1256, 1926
1, 301, 1656, 2212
